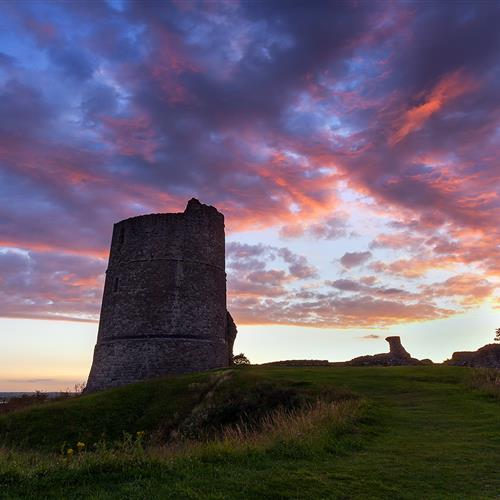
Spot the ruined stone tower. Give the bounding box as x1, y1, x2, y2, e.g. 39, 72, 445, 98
85, 199, 236, 393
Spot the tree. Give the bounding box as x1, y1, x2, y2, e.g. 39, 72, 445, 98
495, 328, 500, 342
232, 353, 250, 365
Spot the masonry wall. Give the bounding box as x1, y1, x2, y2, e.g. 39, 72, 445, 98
85, 199, 230, 392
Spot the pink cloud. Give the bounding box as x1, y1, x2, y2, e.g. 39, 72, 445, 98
389, 71, 477, 145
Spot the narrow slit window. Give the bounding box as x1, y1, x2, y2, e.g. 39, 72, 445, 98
113, 277, 119, 293
118, 227, 125, 245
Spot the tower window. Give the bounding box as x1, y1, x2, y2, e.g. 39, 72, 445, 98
118, 227, 125, 245
113, 277, 119, 293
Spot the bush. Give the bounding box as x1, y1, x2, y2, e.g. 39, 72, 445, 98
0, 392, 48, 415
232, 353, 250, 365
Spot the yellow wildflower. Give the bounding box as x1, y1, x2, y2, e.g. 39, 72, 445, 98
136, 431, 145, 439
77, 441, 85, 452
66, 448, 74, 457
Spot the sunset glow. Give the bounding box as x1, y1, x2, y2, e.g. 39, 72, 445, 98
0, 1, 499, 390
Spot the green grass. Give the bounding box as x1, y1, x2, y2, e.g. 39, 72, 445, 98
1, 365, 499, 499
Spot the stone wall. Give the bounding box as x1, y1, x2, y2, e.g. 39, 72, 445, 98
85, 199, 232, 392
447, 344, 500, 368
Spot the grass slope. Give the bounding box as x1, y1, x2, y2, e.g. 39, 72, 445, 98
0, 368, 354, 450
1, 365, 500, 499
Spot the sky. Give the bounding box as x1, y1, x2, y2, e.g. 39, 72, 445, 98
0, 0, 499, 391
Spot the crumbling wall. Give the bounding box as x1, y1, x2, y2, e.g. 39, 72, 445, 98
348, 336, 424, 366
226, 311, 237, 365
447, 344, 500, 368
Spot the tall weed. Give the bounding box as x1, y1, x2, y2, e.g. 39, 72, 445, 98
468, 368, 500, 398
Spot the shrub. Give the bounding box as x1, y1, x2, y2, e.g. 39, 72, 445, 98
232, 353, 250, 365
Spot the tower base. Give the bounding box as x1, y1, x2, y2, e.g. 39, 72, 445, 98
84, 337, 228, 393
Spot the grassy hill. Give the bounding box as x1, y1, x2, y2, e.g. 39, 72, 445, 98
1, 365, 499, 499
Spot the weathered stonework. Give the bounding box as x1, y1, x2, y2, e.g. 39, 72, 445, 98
85, 199, 235, 393
446, 344, 500, 368
347, 336, 425, 366
385, 336, 412, 360
226, 311, 237, 365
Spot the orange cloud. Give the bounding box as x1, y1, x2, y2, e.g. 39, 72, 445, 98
421, 274, 495, 307
0, 240, 108, 259
389, 70, 476, 145
228, 293, 453, 329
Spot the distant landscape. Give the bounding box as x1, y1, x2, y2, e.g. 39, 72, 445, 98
0, 393, 64, 400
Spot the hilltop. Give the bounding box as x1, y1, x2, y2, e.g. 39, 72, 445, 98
1, 365, 500, 499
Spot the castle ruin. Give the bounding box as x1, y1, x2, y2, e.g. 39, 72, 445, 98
85, 199, 236, 393
347, 336, 426, 366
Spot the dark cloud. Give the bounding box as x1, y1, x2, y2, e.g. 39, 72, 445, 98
80, 83, 119, 124
49, 46, 94, 81
0, 51, 16, 67
0, 1, 498, 327
277, 248, 317, 280
393, 3, 500, 91
326, 278, 410, 299
0, 80, 51, 134
340, 251, 372, 269
328, 279, 363, 292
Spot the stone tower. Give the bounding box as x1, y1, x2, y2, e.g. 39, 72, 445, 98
85, 199, 236, 393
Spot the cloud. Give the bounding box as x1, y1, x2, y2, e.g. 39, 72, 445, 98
0, 51, 16, 67
0, 249, 104, 321
280, 215, 348, 240
389, 71, 476, 145
328, 279, 363, 292
226, 243, 317, 302
229, 291, 453, 329
0, 1, 498, 330
421, 274, 495, 307
340, 251, 372, 269
326, 278, 410, 299
277, 248, 318, 279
